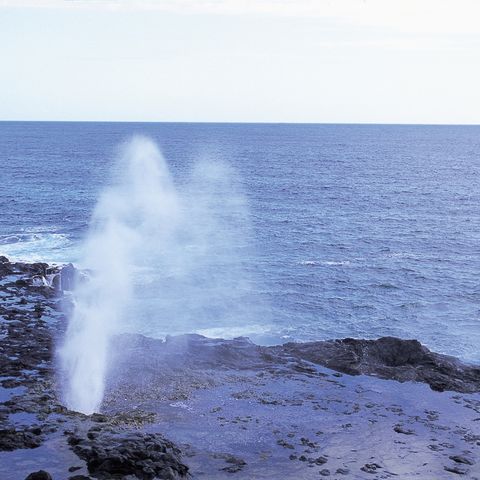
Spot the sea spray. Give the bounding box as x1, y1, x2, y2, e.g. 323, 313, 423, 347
121, 156, 266, 340
59, 137, 179, 414
59, 136, 268, 414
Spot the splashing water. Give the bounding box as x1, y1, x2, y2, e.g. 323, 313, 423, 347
58, 137, 179, 414
58, 136, 266, 414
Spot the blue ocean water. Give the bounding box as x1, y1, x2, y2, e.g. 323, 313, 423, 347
1, 122, 480, 362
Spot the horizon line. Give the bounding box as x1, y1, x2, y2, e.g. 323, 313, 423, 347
1, 120, 480, 127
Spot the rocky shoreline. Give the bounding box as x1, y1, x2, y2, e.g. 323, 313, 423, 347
0, 257, 479, 479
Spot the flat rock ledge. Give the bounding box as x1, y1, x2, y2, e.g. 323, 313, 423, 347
113, 331, 480, 395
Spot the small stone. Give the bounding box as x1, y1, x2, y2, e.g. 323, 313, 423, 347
361, 463, 382, 474
450, 455, 474, 465
319, 469, 330, 476
444, 465, 467, 475
394, 425, 415, 435
276, 439, 294, 449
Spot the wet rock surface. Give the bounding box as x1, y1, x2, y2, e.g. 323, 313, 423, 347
0, 258, 188, 479
106, 334, 480, 479
0, 258, 480, 479
0, 426, 45, 451
109, 331, 480, 395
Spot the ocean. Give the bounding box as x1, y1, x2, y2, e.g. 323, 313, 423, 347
1, 121, 480, 362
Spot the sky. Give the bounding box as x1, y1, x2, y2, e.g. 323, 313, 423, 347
1, 0, 480, 123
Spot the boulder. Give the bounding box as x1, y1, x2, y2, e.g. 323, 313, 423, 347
60, 263, 77, 291
0, 256, 13, 277
68, 428, 189, 480
25, 472, 52, 480
0, 427, 44, 451
14, 262, 48, 276
281, 336, 480, 393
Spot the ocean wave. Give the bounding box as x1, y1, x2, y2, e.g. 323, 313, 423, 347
0, 232, 77, 264
195, 324, 272, 339
0, 234, 37, 245
299, 260, 351, 267
384, 252, 421, 260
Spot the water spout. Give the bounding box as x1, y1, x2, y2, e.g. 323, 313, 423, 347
58, 135, 265, 414
58, 137, 178, 414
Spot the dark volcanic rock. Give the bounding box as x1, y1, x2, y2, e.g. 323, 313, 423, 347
114, 333, 480, 394
25, 471, 52, 480
116, 333, 269, 371
0, 255, 13, 276
280, 336, 480, 393
0, 427, 45, 451
449, 454, 474, 465
59, 263, 77, 291
13, 262, 49, 277
1, 257, 480, 480
68, 428, 189, 479
444, 465, 468, 475
361, 463, 382, 474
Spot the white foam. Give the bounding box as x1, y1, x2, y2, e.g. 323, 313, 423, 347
195, 324, 271, 339
0, 232, 76, 264
299, 260, 351, 266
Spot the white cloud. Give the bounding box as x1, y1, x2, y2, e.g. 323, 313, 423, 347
1, 0, 479, 122
1, 0, 480, 35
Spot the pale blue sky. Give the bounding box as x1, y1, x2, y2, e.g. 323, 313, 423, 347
1, 0, 479, 123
